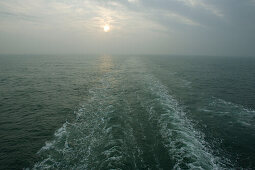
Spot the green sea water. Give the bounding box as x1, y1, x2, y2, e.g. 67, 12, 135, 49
0, 55, 254, 169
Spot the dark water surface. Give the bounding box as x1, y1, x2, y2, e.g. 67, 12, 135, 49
0, 55, 254, 169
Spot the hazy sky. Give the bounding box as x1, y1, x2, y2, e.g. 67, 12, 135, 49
0, 0, 255, 56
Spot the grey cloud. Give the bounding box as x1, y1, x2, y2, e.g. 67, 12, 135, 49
0, 0, 254, 56
0, 11, 39, 22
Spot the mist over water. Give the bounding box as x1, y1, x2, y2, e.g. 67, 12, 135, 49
0, 55, 255, 169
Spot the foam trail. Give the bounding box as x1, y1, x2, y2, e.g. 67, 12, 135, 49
33, 56, 227, 169
136, 74, 223, 169
33, 60, 137, 169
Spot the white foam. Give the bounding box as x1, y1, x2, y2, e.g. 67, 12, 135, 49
33, 58, 139, 169
39, 141, 55, 151
138, 75, 223, 169
33, 56, 229, 169
208, 97, 255, 128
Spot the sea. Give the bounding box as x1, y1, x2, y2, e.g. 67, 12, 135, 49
0, 55, 254, 169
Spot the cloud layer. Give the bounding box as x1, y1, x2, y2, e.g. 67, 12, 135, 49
0, 0, 255, 56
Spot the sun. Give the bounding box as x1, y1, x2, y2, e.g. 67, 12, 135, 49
103, 24, 110, 32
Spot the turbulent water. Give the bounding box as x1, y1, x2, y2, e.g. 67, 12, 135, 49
0, 55, 255, 169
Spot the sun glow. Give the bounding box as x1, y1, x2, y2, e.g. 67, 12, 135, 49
103, 24, 110, 32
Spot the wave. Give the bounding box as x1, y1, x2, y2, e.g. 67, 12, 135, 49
136, 75, 223, 169
33, 67, 140, 169
202, 97, 255, 128
33, 56, 225, 169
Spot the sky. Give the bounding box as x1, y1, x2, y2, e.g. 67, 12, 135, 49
0, 0, 255, 56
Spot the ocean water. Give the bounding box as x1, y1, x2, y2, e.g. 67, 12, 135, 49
0, 55, 254, 169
